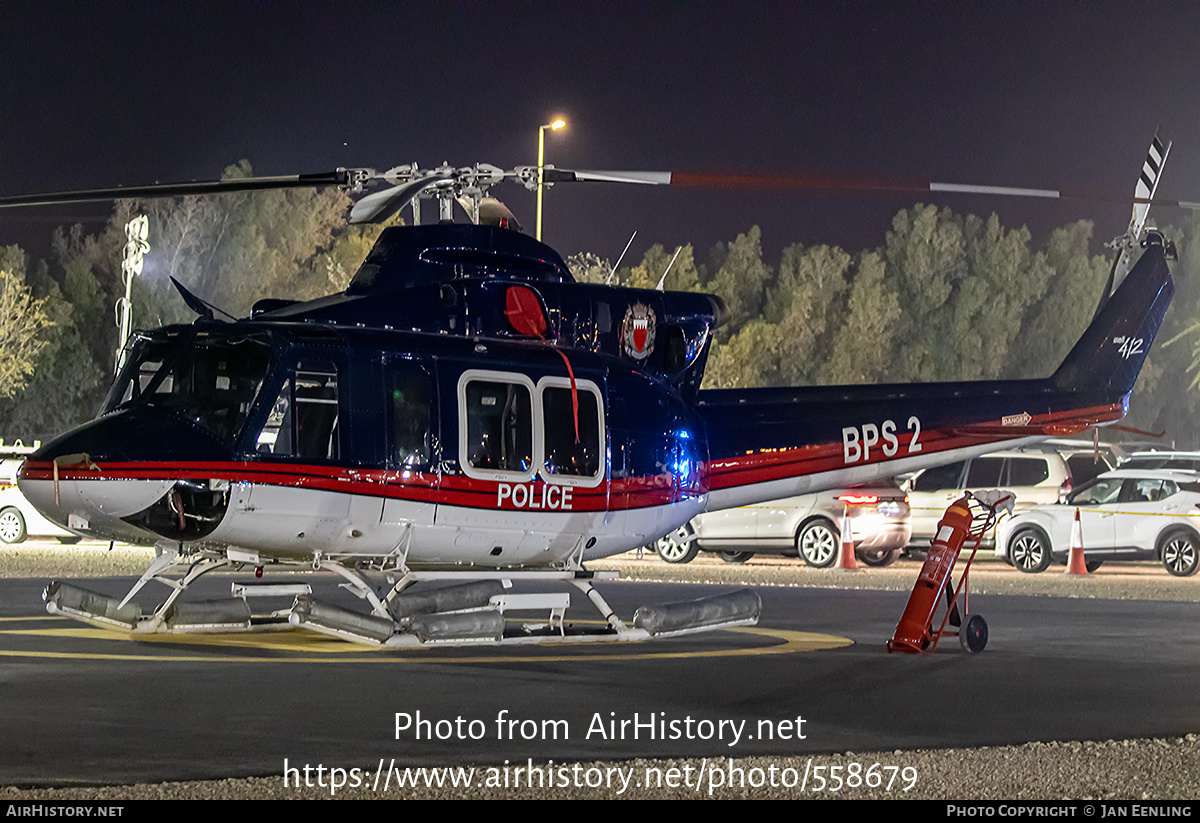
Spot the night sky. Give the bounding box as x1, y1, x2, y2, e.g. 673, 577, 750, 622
4, 2, 1200, 268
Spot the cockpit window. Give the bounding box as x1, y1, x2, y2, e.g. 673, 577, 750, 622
105, 335, 271, 444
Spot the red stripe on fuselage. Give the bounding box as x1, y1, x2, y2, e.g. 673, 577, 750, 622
20, 404, 1119, 510
701, 404, 1122, 491
19, 460, 688, 512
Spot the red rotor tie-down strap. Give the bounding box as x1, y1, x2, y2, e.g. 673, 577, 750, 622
505, 285, 579, 443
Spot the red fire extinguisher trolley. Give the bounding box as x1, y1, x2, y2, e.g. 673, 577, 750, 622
887, 490, 1013, 655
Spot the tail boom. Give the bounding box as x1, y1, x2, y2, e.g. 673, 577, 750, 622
697, 243, 1172, 512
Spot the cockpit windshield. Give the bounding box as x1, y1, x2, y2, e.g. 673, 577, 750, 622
104, 334, 272, 444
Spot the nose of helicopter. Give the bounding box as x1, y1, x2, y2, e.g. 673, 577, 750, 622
16, 410, 237, 544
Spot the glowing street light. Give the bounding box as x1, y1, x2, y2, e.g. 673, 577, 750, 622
536, 118, 566, 241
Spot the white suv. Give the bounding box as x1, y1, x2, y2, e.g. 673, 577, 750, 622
994, 469, 1200, 576
904, 445, 1114, 547
653, 485, 911, 567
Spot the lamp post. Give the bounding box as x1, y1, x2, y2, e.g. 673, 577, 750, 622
536, 118, 566, 241
115, 214, 149, 373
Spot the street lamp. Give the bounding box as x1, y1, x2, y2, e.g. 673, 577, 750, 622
536, 118, 566, 241
115, 214, 149, 373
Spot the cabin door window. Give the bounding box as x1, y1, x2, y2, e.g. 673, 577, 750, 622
458, 372, 536, 481
255, 361, 340, 461
538, 379, 605, 487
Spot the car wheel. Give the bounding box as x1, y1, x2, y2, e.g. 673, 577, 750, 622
857, 548, 901, 567
1009, 528, 1052, 573
1084, 559, 1103, 573
797, 519, 838, 568
0, 507, 27, 544
654, 524, 699, 564
1159, 530, 1200, 577
959, 614, 988, 653
717, 551, 754, 564
57, 536, 82, 545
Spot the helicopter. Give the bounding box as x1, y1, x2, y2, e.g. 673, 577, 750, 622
0, 135, 1178, 646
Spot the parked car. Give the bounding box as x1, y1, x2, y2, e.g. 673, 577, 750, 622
993, 468, 1200, 576
1117, 450, 1200, 473
652, 485, 910, 567
0, 484, 83, 544
904, 444, 1114, 548
0, 440, 81, 545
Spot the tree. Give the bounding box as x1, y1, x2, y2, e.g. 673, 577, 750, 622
702, 320, 782, 389
708, 227, 772, 340
0, 268, 103, 436
566, 252, 613, 285
884, 205, 967, 381
622, 244, 701, 292
771, 243, 851, 385
0, 256, 52, 401
822, 251, 901, 384
1007, 220, 1109, 378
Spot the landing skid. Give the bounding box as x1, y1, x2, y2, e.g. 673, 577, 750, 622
42, 555, 762, 647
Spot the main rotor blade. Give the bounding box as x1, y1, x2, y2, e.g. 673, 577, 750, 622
455, 195, 524, 231
348, 173, 453, 224
542, 169, 672, 185
0, 171, 356, 208
540, 165, 1200, 211
668, 168, 1200, 210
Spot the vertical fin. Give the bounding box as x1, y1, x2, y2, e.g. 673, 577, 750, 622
1052, 238, 1173, 395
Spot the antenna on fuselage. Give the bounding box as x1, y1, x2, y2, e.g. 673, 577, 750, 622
606, 231, 637, 285
655, 246, 682, 291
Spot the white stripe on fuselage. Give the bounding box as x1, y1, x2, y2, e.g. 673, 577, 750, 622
22, 477, 703, 567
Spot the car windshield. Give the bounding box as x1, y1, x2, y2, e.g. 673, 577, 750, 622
1068, 476, 1123, 506
105, 334, 272, 444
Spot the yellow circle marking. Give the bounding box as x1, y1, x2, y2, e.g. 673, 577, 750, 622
0, 616, 851, 663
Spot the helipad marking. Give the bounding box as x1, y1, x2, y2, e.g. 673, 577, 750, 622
0, 616, 852, 662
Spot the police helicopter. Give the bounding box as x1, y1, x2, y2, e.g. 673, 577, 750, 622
0, 134, 1178, 646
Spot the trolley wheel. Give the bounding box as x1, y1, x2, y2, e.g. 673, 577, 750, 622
959, 614, 988, 654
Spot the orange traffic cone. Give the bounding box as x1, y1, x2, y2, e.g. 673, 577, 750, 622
1066, 507, 1088, 575
837, 504, 858, 570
